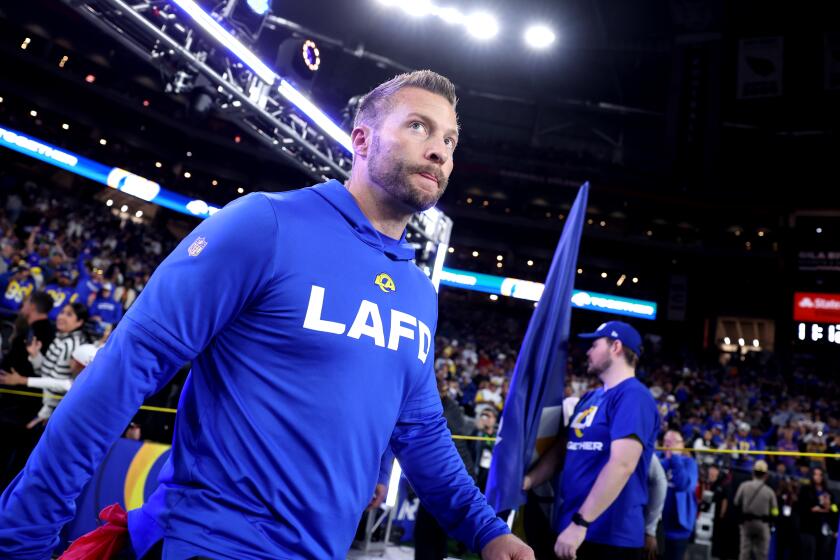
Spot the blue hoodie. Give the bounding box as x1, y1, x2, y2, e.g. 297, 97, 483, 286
659, 453, 699, 540
0, 181, 509, 560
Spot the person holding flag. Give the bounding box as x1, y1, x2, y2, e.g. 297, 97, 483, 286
523, 321, 659, 559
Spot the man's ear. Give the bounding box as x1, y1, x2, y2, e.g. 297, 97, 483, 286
351, 125, 372, 159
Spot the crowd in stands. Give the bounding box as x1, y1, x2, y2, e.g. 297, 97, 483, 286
0, 173, 177, 487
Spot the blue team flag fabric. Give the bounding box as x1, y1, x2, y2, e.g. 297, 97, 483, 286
485, 181, 589, 514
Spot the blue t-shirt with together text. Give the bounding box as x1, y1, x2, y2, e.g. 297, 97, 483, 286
557, 377, 660, 548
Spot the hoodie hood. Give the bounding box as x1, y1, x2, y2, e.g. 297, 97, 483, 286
310, 179, 417, 261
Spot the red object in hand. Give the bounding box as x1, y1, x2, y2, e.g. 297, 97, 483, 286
59, 503, 129, 560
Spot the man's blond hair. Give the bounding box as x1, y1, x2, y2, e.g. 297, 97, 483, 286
353, 70, 457, 130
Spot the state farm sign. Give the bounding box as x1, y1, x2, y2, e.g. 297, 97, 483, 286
794, 292, 840, 323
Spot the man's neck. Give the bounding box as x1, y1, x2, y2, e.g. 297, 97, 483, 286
345, 176, 413, 240
600, 366, 635, 391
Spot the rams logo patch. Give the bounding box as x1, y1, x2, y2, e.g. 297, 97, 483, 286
374, 273, 396, 293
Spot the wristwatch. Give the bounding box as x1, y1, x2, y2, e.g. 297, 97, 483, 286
571, 512, 592, 528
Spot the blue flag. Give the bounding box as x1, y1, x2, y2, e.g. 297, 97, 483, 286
485, 182, 589, 514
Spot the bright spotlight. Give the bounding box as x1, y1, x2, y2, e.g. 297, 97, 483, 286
402, 0, 434, 17
466, 12, 499, 40
524, 24, 556, 49
246, 0, 270, 15
437, 6, 465, 24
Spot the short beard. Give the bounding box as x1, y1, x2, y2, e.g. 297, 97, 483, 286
587, 357, 612, 377
368, 135, 448, 212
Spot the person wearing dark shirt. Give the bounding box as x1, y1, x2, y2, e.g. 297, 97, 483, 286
0, 291, 56, 490
798, 467, 834, 560
414, 377, 479, 560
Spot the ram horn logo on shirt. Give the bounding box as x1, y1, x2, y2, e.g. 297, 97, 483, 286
570, 406, 598, 438
374, 273, 396, 293
187, 236, 208, 257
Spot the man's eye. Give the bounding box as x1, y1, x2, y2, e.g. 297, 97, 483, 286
410, 122, 426, 132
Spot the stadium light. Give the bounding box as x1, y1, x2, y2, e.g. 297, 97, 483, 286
402, 0, 434, 17
466, 11, 499, 40
170, 0, 351, 152
245, 0, 271, 15
385, 460, 401, 507
436, 6, 465, 24
277, 81, 352, 151
524, 24, 556, 49
170, 0, 276, 85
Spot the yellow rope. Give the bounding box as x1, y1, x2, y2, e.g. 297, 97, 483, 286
0, 387, 177, 414
2, 388, 837, 458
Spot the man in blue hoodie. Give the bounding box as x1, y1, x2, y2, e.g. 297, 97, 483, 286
0, 70, 532, 560
659, 430, 698, 560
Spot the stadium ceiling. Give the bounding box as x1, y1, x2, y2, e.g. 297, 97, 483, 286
0, 0, 838, 267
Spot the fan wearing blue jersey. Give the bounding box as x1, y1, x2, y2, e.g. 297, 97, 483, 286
523, 321, 660, 560
0, 70, 532, 560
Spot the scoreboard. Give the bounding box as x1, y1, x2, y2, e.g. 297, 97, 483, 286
794, 292, 840, 346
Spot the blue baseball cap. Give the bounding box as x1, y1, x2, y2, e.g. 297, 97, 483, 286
578, 321, 642, 355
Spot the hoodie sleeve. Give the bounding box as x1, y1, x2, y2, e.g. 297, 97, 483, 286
390, 341, 509, 553
0, 194, 278, 560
